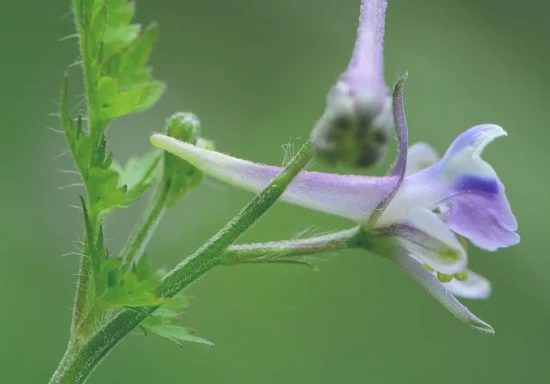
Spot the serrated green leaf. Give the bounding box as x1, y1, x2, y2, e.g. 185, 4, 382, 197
74, 135, 94, 178
103, 24, 141, 57
87, 167, 126, 210
99, 281, 164, 308
90, 4, 107, 58
153, 294, 190, 320
97, 76, 147, 120
134, 254, 155, 281
97, 258, 123, 294
141, 324, 214, 347
135, 81, 166, 113
104, 0, 135, 26
110, 150, 161, 201
92, 0, 136, 35
107, 23, 158, 87
128, 269, 210, 347
136, 292, 190, 324
97, 256, 165, 309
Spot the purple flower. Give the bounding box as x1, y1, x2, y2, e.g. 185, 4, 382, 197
149, 0, 519, 332
150, 115, 518, 332
312, 0, 393, 168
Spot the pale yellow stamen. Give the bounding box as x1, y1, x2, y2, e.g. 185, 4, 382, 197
424, 264, 435, 272
437, 272, 454, 283
454, 270, 470, 281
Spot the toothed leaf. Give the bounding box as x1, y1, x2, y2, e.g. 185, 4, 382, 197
135, 81, 166, 113
111, 150, 161, 201
97, 257, 165, 309
140, 292, 212, 347
141, 324, 214, 348
87, 167, 127, 211
97, 76, 147, 120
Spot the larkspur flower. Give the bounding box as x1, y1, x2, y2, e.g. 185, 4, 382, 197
149, 0, 519, 332
312, 0, 393, 168
149, 99, 519, 332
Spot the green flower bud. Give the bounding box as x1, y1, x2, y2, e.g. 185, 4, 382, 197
163, 112, 212, 206
165, 112, 201, 144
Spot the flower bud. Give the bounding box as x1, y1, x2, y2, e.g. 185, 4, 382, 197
163, 112, 211, 206
312, 81, 393, 168
165, 112, 201, 144
311, 0, 393, 168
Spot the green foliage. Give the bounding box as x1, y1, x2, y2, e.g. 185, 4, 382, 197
141, 293, 215, 347
62, 0, 166, 219
60, 0, 170, 339
87, 0, 165, 128
142, 323, 215, 348
97, 257, 165, 309
111, 151, 161, 203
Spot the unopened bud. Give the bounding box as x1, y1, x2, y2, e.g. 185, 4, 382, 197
165, 112, 201, 144
163, 112, 212, 206
312, 81, 393, 168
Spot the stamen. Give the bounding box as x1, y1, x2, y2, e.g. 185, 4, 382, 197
423, 264, 435, 272
437, 272, 454, 283
454, 270, 470, 281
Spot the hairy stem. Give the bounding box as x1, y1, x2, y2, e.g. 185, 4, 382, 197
119, 183, 169, 274
50, 140, 313, 383
70, 0, 105, 336
222, 227, 362, 264
73, 0, 103, 148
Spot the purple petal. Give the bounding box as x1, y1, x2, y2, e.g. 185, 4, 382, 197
151, 134, 397, 223
440, 125, 519, 250
444, 187, 519, 251
345, 0, 388, 89
383, 125, 519, 250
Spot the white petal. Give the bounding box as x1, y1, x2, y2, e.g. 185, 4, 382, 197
405, 142, 439, 176
444, 271, 491, 300
387, 208, 467, 274
151, 134, 396, 223
390, 251, 494, 333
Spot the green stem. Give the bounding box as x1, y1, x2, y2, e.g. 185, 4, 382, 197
222, 227, 362, 264
158, 139, 312, 297
73, 0, 103, 149
119, 183, 169, 274
50, 140, 313, 384
71, 0, 103, 336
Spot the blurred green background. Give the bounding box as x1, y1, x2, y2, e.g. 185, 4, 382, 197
2, 0, 548, 382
